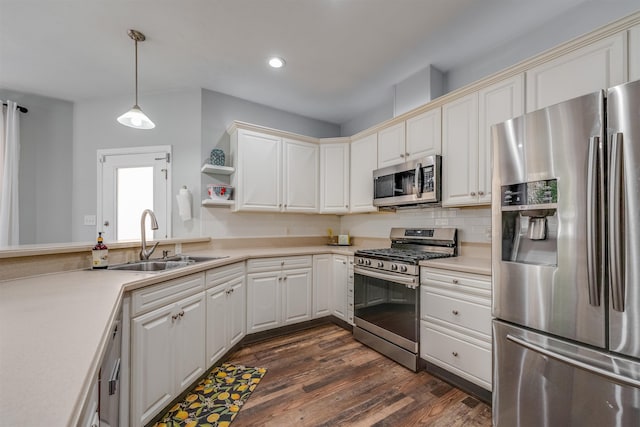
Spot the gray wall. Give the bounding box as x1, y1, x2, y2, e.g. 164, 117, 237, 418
72, 88, 203, 242
340, 2, 640, 135
0, 89, 74, 244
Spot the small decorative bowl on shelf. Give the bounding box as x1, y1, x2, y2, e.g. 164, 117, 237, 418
207, 184, 233, 200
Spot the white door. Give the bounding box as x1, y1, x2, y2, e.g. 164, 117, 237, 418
283, 138, 318, 212
332, 255, 348, 320
235, 130, 281, 212
174, 293, 206, 393
206, 285, 229, 366
349, 134, 378, 213
406, 108, 442, 159
131, 304, 175, 427
320, 143, 350, 214
312, 254, 332, 318
377, 122, 406, 168
227, 275, 246, 347
631, 24, 640, 81
247, 272, 281, 333
98, 146, 171, 243
282, 268, 312, 325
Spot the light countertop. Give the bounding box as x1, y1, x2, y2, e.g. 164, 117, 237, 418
0, 243, 488, 426
420, 255, 492, 276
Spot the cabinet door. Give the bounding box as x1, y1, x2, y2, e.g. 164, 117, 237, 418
320, 143, 350, 213
235, 130, 281, 211
630, 24, 640, 82
247, 271, 281, 333
377, 122, 406, 168
227, 275, 246, 347
131, 304, 175, 427
283, 138, 318, 212
526, 33, 626, 112
478, 74, 524, 204
174, 293, 206, 393
282, 268, 313, 325
349, 133, 378, 213
406, 108, 441, 159
206, 285, 228, 366
442, 92, 479, 206
312, 254, 332, 318
331, 255, 348, 320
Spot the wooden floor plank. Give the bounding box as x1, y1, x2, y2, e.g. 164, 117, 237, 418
229, 324, 492, 426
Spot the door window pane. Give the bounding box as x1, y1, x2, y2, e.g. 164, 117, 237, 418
117, 167, 154, 240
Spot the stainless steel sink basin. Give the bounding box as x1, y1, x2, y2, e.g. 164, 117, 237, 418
109, 255, 227, 272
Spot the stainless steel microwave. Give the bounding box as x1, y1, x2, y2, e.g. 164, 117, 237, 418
373, 155, 441, 207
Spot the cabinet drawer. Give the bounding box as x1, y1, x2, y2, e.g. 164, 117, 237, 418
420, 321, 492, 390
421, 267, 491, 296
131, 273, 205, 316
421, 288, 491, 337
247, 256, 312, 272
205, 262, 246, 288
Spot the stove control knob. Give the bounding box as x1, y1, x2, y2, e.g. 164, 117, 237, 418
365, 259, 371, 266
400, 265, 408, 272
357, 258, 364, 264
391, 264, 398, 271
377, 261, 384, 268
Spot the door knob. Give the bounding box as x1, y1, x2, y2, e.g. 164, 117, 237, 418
103, 220, 110, 226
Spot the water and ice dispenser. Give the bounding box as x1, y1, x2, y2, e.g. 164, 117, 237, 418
500, 179, 558, 266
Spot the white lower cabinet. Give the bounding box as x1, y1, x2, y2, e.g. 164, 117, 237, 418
347, 256, 354, 325
130, 273, 206, 427
331, 255, 349, 321
420, 267, 492, 391
78, 377, 99, 427
247, 256, 312, 333
312, 254, 332, 318
205, 262, 246, 367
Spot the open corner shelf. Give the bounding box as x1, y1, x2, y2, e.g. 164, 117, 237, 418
201, 164, 235, 175
201, 199, 234, 207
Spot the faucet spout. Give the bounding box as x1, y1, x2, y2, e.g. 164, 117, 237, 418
140, 209, 160, 260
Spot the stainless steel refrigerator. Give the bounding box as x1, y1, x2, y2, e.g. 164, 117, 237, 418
492, 78, 640, 426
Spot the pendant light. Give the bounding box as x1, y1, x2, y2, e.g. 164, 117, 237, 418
117, 29, 155, 129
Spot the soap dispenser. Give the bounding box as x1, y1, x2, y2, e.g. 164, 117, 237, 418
92, 232, 109, 269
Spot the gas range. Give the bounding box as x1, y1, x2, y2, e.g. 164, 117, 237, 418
354, 227, 458, 276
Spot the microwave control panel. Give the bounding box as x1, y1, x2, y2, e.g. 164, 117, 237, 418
423, 165, 434, 192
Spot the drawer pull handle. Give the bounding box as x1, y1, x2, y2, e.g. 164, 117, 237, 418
452, 351, 459, 357
452, 279, 459, 284
452, 310, 459, 315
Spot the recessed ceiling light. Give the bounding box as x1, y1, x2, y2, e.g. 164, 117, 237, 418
268, 57, 286, 69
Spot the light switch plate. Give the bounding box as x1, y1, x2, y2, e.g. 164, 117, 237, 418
84, 215, 96, 226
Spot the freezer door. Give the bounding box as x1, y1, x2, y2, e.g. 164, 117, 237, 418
493, 320, 640, 427
492, 90, 606, 347
607, 79, 640, 359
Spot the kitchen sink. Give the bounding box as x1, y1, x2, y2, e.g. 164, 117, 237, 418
109, 255, 227, 272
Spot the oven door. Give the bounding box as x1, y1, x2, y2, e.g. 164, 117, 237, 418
354, 266, 419, 352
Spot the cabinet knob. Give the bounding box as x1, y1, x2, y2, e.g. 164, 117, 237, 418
400, 154, 405, 158
478, 191, 485, 196
452, 310, 459, 315
281, 261, 285, 266
470, 192, 476, 196
452, 351, 459, 357
452, 279, 459, 284
283, 276, 287, 281
405, 152, 410, 157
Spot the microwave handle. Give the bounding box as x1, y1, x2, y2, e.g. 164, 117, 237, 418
414, 162, 423, 197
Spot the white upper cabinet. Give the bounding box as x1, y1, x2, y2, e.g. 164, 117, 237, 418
283, 138, 319, 212
526, 33, 626, 112
630, 24, 640, 82
349, 133, 377, 213
442, 93, 479, 207
443, 74, 524, 207
377, 122, 406, 168
232, 128, 319, 213
405, 108, 442, 158
232, 129, 281, 212
320, 141, 350, 214
477, 74, 524, 204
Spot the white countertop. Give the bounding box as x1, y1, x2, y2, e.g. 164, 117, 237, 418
0, 245, 358, 426
0, 243, 488, 426
419, 255, 492, 276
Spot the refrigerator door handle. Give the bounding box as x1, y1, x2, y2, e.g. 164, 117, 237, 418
506, 334, 640, 389
586, 136, 601, 306
609, 132, 625, 312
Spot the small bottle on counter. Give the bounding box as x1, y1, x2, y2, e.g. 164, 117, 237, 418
92, 232, 109, 269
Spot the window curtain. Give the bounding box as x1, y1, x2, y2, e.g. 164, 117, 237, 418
0, 100, 20, 246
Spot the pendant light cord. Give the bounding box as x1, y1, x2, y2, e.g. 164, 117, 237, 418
134, 37, 139, 106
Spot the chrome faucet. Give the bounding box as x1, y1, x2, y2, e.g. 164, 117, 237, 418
140, 209, 159, 260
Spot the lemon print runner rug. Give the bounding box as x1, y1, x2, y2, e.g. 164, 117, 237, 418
153, 363, 267, 427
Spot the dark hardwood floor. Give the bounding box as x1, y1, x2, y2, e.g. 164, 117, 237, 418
228, 323, 492, 426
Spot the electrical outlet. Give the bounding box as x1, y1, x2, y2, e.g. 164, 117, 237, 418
84, 215, 96, 226
175, 243, 182, 254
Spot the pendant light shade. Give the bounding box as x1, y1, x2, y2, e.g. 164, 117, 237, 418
118, 29, 155, 130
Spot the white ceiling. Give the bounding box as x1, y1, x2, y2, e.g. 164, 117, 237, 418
0, 0, 620, 124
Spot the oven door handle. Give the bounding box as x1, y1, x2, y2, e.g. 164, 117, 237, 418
355, 266, 418, 288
